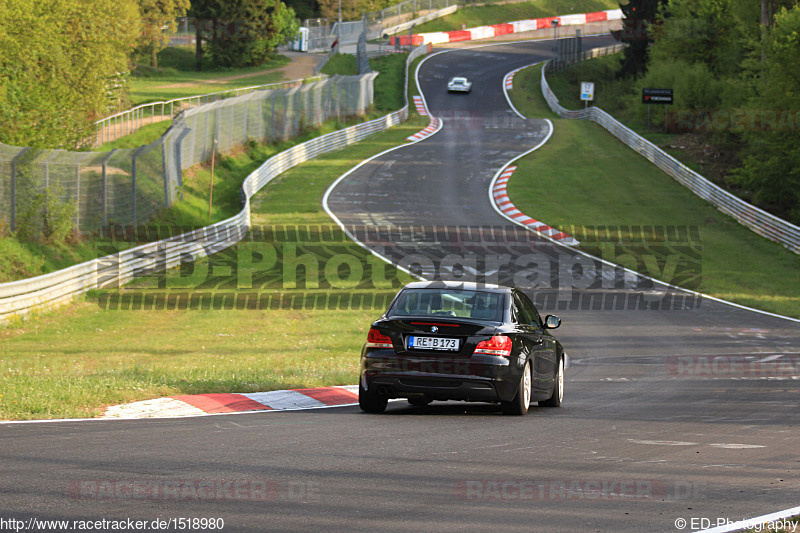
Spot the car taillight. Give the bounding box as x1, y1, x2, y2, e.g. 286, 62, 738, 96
366, 328, 393, 349
473, 336, 512, 357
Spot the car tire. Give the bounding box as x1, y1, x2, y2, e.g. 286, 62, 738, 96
501, 360, 532, 415
407, 396, 431, 407
540, 356, 564, 407
359, 381, 388, 413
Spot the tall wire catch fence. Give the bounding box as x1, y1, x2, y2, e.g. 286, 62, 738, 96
0, 73, 379, 236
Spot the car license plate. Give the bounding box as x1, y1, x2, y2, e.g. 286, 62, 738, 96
408, 336, 459, 351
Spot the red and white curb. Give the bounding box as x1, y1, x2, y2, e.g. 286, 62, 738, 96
406, 117, 441, 142
504, 67, 523, 90
492, 165, 580, 245
103, 385, 360, 419
406, 94, 442, 142
392, 8, 622, 46
412, 95, 428, 116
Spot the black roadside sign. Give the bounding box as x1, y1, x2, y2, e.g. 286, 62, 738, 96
642, 88, 673, 105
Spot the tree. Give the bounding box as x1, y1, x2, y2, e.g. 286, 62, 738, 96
0, 0, 140, 149
733, 5, 800, 223
203, 0, 300, 69
614, 0, 669, 77
188, 0, 219, 71
138, 0, 191, 68
284, 0, 320, 21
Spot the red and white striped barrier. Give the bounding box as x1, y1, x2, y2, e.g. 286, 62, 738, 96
492, 166, 580, 245
104, 386, 360, 418
392, 8, 622, 46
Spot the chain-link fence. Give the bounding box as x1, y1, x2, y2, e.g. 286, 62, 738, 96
94, 77, 326, 147
367, 0, 456, 35
303, 18, 334, 52
0, 73, 379, 236
0, 44, 432, 323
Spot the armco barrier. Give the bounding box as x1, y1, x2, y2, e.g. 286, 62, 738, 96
0, 44, 433, 323
540, 56, 800, 254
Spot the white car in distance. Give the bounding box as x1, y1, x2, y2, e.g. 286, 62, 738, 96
447, 76, 472, 93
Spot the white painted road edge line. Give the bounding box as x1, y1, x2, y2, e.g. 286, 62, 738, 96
695, 505, 800, 533
322, 52, 451, 283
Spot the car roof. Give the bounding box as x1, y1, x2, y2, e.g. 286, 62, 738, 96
399, 281, 512, 294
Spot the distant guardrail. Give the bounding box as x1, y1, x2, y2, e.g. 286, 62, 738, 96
540, 47, 800, 254
0, 44, 433, 323
93, 76, 327, 147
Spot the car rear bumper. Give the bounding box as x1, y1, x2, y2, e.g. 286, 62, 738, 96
360, 349, 523, 403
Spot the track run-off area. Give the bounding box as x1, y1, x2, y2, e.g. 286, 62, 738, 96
3, 37, 799, 532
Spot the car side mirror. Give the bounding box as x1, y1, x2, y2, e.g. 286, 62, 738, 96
544, 315, 561, 329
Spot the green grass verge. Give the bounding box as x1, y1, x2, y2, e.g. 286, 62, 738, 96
508, 64, 800, 318
0, 120, 426, 420
0, 304, 377, 419
0, 51, 435, 420
0, 52, 413, 283
415, 0, 618, 33
95, 120, 172, 151
321, 53, 359, 76
128, 47, 290, 106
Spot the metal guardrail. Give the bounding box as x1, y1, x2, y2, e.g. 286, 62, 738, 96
93, 76, 327, 147
540, 47, 800, 254
0, 44, 433, 323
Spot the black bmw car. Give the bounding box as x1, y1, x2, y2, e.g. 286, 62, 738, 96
359, 281, 566, 415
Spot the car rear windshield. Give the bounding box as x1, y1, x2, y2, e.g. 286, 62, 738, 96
388, 289, 504, 321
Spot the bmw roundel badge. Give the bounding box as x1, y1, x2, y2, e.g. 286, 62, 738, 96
431, 326, 438, 333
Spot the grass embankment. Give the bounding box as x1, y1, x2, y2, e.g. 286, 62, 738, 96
414, 0, 618, 33
0, 52, 433, 420
129, 47, 291, 106
0, 52, 409, 283
508, 64, 800, 318
0, 121, 425, 420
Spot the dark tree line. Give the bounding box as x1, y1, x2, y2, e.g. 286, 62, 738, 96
614, 0, 800, 223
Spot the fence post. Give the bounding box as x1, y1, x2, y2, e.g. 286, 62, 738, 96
101, 149, 116, 226
271, 93, 277, 140
161, 140, 171, 208
203, 109, 210, 160
229, 102, 234, 148
74, 164, 80, 232
283, 92, 289, 139
174, 125, 192, 200
130, 145, 147, 227
243, 99, 249, 143
258, 96, 263, 141
216, 107, 222, 152
9, 147, 32, 232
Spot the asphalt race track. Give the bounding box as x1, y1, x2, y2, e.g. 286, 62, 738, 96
3, 38, 799, 532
